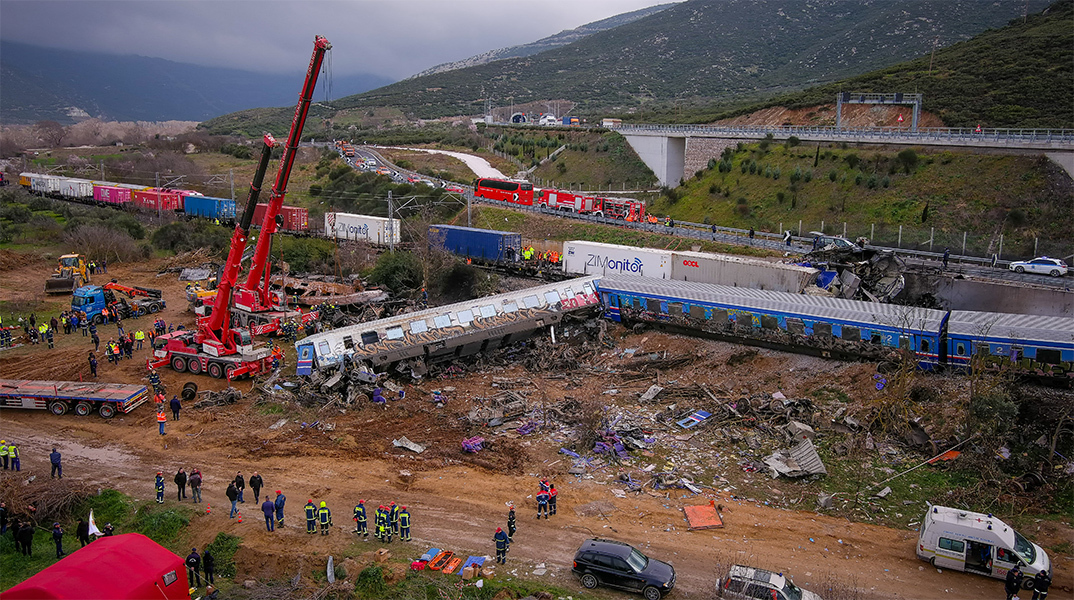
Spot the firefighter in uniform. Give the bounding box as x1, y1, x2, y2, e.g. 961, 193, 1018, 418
148, 368, 163, 394
389, 501, 400, 536
398, 506, 411, 542
155, 472, 165, 504
494, 527, 510, 564
318, 501, 331, 535
353, 500, 368, 536
378, 505, 392, 543
549, 484, 558, 516
304, 499, 317, 534
507, 504, 516, 541
536, 487, 550, 519
372, 505, 382, 541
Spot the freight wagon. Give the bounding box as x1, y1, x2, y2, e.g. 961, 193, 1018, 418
132, 188, 182, 212
562, 240, 672, 279
182, 194, 237, 222
0, 378, 150, 418
325, 212, 401, 245
253, 203, 309, 233
670, 250, 819, 293
429, 224, 522, 262
57, 177, 94, 199
93, 185, 134, 206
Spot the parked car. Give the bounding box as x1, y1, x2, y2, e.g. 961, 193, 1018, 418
445, 185, 466, 193
809, 232, 861, 253
717, 564, 821, 600
571, 538, 675, 600
1008, 256, 1068, 277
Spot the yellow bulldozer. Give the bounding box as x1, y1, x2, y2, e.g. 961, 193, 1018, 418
45, 253, 90, 294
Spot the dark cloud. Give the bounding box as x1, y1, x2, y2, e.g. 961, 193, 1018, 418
0, 0, 671, 79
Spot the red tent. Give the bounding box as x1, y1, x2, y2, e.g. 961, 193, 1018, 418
4, 533, 191, 599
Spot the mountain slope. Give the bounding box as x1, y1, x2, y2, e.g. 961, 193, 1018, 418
336, 0, 1049, 118
410, 3, 676, 78
0, 41, 394, 124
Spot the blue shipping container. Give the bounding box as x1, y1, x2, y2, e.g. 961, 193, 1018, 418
429, 224, 522, 262
183, 195, 236, 221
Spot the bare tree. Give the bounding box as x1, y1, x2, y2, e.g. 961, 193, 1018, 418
33, 120, 67, 147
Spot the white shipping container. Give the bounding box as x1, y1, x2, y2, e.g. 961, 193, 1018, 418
671, 250, 819, 293
562, 240, 672, 279
324, 212, 401, 245
57, 177, 94, 199
30, 174, 61, 195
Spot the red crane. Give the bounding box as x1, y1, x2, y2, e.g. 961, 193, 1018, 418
231, 35, 332, 334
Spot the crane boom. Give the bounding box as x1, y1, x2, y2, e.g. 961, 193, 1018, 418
243, 35, 332, 303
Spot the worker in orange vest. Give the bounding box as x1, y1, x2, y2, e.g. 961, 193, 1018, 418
157, 409, 167, 436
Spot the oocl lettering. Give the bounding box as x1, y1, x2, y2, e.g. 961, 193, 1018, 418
586, 254, 644, 274
682, 260, 700, 268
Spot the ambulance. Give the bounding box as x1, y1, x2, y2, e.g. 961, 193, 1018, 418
917, 505, 1050, 588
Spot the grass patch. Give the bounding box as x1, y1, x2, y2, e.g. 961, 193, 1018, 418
353, 560, 604, 600
130, 503, 192, 547
204, 532, 242, 578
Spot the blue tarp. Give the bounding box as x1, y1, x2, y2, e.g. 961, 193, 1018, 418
816, 270, 838, 289
459, 555, 486, 576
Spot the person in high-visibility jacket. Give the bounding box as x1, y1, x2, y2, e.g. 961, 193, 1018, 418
0, 440, 8, 470
318, 501, 332, 536
353, 500, 368, 537
304, 500, 317, 534
134, 330, 145, 350
389, 501, 400, 536
8, 443, 19, 471
157, 410, 167, 436
398, 506, 411, 542
155, 472, 165, 504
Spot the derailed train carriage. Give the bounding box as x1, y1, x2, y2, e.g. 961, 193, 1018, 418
596, 275, 1074, 379
296, 276, 601, 381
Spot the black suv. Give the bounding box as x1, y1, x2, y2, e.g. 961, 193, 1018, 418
571, 538, 675, 600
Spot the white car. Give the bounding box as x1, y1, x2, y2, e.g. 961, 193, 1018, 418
1008, 256, 1068, 277
717, 565, 822, 600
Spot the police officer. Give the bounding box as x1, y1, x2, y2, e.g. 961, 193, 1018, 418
398, 506, 411, 542
1005, 564, 1023, 600
155, 472, 165, 504
389, 501, 400, 536
52, 522, 65, 559
507, 505, 516, 541
304, 499, 317, 534
353, 500, 368, 536
1032, 569, 1051, 600
318, 501, 332, 536
186, 548, 202, 587
493, 527, 509, 564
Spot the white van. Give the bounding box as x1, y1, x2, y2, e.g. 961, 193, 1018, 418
917, 505, 1049, 588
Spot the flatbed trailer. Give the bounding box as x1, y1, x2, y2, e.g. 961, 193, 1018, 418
0, 379, 150, 418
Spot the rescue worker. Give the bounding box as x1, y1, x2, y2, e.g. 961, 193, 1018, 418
943, 247, 951, 269
1005, 564, 1023, 600
155, 472, 165, 504
0, 440, 7, 470
134, 329, 144, 349
373, 505, 383, 541
398, 506, 411, 542
50, 447, 62, 478
1032, 569, 1051, 600
536, 487, 550, 519
261, 497, 276, 532
157, 409, 167, 436
5, 443, 15, 471
353, 500, 368, 536
52, 522, 65, 559
148, 368, 162, 394
494, 527, 510, 564
274, 490, 286, 526
186, 548, 202, 587
389, 501, 400, 536
380, 506, 393, 543
549, 484, 558, 516
305, 499, 317, 534
318, 501, 332, 536
507, 504, 516, 541
45, 327, 54, 349
170, 395, 181, 421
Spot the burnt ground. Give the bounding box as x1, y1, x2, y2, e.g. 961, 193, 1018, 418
0, 251, 1071, 599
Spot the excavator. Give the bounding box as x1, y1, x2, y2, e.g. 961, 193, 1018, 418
229, 37, 332, 336
45, 254, 90, 294
148, 35, 331, 379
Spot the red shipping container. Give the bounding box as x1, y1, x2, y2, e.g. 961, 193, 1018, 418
93, 185, 132, 205
132, 189, 181, 211
253, 203, 308, 233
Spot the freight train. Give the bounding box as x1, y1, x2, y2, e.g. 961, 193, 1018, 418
596, 275, 1074, 379
17, 172, 310, 233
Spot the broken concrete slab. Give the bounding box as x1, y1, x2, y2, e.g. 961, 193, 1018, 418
764, 438, 827, 478
393, 436, 426, 453
785, 421, 816, 442
639, 384, 664, 402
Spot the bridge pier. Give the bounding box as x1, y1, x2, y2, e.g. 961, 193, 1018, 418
620, 133, 686, 187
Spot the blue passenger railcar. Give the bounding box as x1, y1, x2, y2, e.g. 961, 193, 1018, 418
597, 275, 948, 370
946, 311, 1074, 378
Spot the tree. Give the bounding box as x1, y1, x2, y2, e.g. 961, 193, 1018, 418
896, 149, 919, 174
34, 120, 67, 147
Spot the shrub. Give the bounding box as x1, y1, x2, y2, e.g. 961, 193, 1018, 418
803, 170, 813, 183
844, 153, 860, 170
787, 135, 801, 147
854, 172, 864, 186
204, 532, 242, 578
896, 149, 919, 173
790, 167, 802, 184
763, 166, 773, 178
881, 176, 890, 188
356, 565, 387, 595
709, 184, 719, 195
368, 250, 423, 292
866, 175, 879, 189
776, 191, 785, 203
772, 167, 781, 180
65, 224, 142, 263
736, 197, 748, 205
828, 170, 838, 182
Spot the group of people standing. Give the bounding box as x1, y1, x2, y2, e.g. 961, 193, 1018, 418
351, 500, 410, 542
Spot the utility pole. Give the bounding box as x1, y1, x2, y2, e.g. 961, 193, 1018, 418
99, 161, 105, 180
467, 191, 472, 227
387, 190, 394, 253
155, 172, 161, 223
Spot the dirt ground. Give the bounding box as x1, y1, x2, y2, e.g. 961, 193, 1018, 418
1, 252, 1071, 600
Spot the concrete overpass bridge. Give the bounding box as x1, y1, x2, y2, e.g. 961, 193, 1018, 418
614, 124, 1074, 186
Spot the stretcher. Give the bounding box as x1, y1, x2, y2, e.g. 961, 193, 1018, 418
441, 556, 463, 574
428, 550, 453, 570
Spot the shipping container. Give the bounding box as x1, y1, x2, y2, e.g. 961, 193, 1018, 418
562, 240, 672, 279
183, 195, 236, 222
252, 203, 309, 233
429, 224, 521, 262
325, 212, 401, 245
132, 188, 182, 211
92, 185, 133, 206
168, 189, 202, 211
56, 177, 94, 200
30, 174, 61, 196
670, 250, 819, 293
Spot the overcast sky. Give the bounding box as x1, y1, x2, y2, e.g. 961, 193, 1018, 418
0, 0, 672, 81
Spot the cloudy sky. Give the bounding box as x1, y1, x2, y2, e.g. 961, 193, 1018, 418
0, 0, 672, 81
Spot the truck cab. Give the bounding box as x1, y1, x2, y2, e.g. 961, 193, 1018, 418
917, 505, 1050, 587
73, 286, 165, 323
